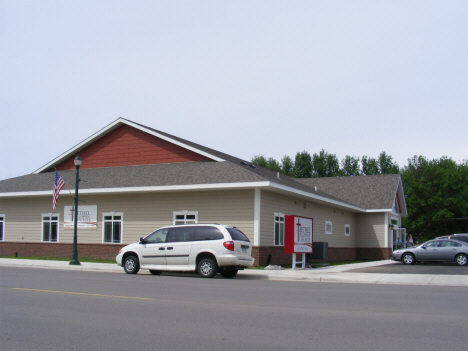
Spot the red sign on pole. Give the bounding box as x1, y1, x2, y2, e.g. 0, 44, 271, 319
284, 215, 313, 254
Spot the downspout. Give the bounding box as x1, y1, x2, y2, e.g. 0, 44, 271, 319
254, 188, 261, 246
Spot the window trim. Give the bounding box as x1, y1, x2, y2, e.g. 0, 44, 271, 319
344, 224, 350, 236
41, 213, 60, 242
325, 221, 332, 235
274, 212, 285, 246
102, 212, 123, 244
0, 214, 4, 241
173, 210, 198, 225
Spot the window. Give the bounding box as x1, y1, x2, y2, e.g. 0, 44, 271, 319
325, 221, 332, 235
144, 228, 169, 244
103, 213, 123, 243
0, 215, 4, 241
274, 213, 284, 246
345, 224, 350, 236
42, 214, 59, 242
167, 226, 195, 242
193, 226, 224, 241
226, 227, 250, 242
173, 211, 198, 225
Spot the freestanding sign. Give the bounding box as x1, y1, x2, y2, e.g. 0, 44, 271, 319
284, 215, 313, 268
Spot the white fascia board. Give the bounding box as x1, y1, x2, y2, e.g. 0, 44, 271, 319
0, 182, 272, 198
1, 181, 369, 213
365, 209, 392, 213
268, 182, 365, 212
34, 118, 224, 174
34, 119, 124, 174
396, 177, 408, 217
122, 119, 225, 162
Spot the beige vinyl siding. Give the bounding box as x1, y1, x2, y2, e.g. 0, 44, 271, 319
355, 212, 386, 247
0, 189, 255, 244
260, 190, 357, 248
0, 197, 64, 243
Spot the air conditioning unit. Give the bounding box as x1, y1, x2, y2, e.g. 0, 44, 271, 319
308, 242, 328, 259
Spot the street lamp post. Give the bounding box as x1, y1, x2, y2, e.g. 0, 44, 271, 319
69, 154, 82, 265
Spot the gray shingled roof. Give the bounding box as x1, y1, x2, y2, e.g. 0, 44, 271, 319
1, 118, 402, 213
0, 160, 345, 205
295, 174, 401, 210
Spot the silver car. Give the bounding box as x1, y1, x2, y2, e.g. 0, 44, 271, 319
391, 239, 468, 266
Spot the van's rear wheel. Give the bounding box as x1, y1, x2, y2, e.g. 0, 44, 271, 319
198, 258, 217, 278
220, 269, 238, 278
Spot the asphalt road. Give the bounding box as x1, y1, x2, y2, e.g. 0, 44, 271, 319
349, 262, 468, 275
1, 267, 467, 351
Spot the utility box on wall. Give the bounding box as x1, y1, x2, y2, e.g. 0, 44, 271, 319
308, 242, 328, 259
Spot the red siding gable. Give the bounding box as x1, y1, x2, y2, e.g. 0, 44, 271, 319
56, 125, 211, 170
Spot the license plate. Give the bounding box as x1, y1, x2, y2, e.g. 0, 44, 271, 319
242, 246, 248, 253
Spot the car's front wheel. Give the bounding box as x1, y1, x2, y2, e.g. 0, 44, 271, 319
455, 253, 468, 266
198, 258, 217, 278
220, 269, 238, 279
402, 253, 415, 265
123, 255, 140, 274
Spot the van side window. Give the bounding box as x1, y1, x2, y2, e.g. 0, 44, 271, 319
193, 226, 224, 241
167, 226, 195, 242
145, 228, 169, 243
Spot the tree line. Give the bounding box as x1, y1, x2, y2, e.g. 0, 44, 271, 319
251, 151, 468, 243
251, 149, 399, 178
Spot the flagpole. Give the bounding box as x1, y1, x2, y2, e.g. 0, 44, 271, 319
69, 154, 82, 266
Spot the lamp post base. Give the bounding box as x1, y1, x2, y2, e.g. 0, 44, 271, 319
69, 260, 81, 265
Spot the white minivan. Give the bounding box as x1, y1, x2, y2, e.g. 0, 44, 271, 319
116, 224, 255, 278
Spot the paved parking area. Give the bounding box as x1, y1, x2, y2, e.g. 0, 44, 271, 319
348, 261, 468, 275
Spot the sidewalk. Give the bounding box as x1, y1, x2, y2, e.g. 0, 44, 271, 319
1, 258, 468, 286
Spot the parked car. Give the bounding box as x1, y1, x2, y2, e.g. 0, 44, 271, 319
436, 233, 468, 244
116, 224, 255, 278
391, 239, 468, 266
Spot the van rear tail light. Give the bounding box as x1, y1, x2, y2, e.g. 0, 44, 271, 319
223, 241, 234, 251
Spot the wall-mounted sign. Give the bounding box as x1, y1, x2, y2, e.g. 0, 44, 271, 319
64, 205, 97, 229
284, 215, 313, 253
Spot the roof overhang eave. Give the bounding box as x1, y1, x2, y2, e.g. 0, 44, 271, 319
267, 182, 366, 212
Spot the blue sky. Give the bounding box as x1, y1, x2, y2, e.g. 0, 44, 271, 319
1, 1, 467, 180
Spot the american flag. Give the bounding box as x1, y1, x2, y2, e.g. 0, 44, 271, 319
52, 170, 65, 210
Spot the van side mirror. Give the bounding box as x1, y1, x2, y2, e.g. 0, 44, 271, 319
139, 237, 146, 244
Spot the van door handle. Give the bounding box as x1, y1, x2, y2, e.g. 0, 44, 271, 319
159, 247, 165, 250
167, 247, 173, 250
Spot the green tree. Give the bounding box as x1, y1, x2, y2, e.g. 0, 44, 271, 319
280, 155, 294, 176
292, 151, 312, 178
341, 155, 361, 176
401, 156, 468, 243
311, 149, 341, 177
378, 151, 399, 174
361, 155, 380, 175
266, 157, 281, 172
250, 155, 268, 168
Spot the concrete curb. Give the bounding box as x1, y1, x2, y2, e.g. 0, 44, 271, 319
1, 258, 468, 286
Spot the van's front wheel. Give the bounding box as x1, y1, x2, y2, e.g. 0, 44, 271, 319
123, 255, 140, 274
198, 258, 217, 278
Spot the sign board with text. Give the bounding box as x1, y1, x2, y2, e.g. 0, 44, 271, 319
64, 205, 97, 229
284, 215, 313, 254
